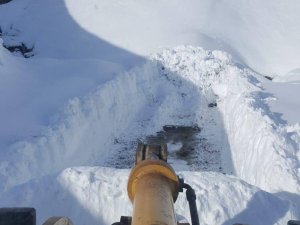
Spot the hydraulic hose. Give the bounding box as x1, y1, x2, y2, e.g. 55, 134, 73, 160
182, 182, 200, 225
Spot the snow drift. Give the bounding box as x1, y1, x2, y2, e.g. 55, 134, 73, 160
65, 0, 300, 77
1, 0, 300, 77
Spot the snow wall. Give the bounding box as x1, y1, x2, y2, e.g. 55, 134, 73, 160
155, 47, 300, 195
0, 45, 299, 224
214, 68, 300, 194
0, 52, 205, 191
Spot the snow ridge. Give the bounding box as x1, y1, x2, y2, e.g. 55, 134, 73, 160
153, 46, 300, 194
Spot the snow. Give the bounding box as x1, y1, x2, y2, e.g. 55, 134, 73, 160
1, 167, 297, 225
0, 45, 123, 148
1, 0, 300, 76
1, 0, 300, 225
153, 47, 300, 194
1, 45, 299, 224
262, 80, 300, 125
64, 0, 300, 77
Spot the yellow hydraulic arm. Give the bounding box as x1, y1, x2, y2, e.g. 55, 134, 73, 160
113, 143, 200, 225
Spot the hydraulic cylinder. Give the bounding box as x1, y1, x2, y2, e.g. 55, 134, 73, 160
127, 145, 179, 225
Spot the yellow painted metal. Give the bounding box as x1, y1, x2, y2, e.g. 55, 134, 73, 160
127, 160, 179, 225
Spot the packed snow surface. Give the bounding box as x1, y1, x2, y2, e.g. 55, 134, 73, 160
1, 1, 300, 225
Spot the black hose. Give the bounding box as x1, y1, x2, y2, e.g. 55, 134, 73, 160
183, 183, 200, 225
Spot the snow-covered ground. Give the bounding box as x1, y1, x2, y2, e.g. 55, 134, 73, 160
1, 0, 300, 225
1, 167, 297, 225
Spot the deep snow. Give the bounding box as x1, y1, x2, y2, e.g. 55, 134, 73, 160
1, 0, 300, 225
1, 167, 297, 225
1, 45, 300, 224
2, 0, 300, 76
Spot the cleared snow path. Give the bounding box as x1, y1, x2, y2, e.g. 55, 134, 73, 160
0, 46, 234, 191
1, 46, 299, 224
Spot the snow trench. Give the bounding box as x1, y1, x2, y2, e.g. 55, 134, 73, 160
0, 46, 231, 190
1, 46, 299, 193
0, 46, 299, 224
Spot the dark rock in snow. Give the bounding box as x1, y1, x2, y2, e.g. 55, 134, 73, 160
264, 75, 273, 80
208, 103, 217, 107
3, 42, 34, 58
0, 0, 12, 5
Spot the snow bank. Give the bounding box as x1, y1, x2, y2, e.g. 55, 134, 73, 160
0, 46, 228, 191
65, 0, 300, 77
1, 0, 299, 76
0, 46, 299, 225
153, 47, 300, 194
0, 166, 296, 225
0, 64, 147, 190
216, 70, 300, 194
214, 69, 300, 194
0, 60, 183, 190
0, 58, 122, 147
